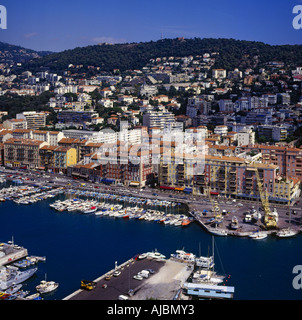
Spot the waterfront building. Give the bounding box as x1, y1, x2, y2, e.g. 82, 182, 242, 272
58, 138, 88, 162
39, 145, 77, 172
68, 146, 153, 187
240, 144, 302, 181
158, 152, 300, 204
4, 138, 48, 169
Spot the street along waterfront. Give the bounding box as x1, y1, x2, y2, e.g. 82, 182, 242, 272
1, 193, 302, 300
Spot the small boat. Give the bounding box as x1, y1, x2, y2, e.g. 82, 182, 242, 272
36, 280, 59, 294
174, 220, 182, 226
249, 231, 267, 240
14, 290, 30, 298
25, 293, 42, 300
208, 228, 228, 236
36, 274, 59, 294
83, 206, 97, 214
181, 219, 191, 227
276, 228, 298, 238
138, 253, 147, 260
5, 284, 23, 295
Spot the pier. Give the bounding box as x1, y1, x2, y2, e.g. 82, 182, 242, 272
0, 242, 28, 267
64, 254, 192, 301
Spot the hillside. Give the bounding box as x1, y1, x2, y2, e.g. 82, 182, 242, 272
0, 42, 51, 65
18, 38, 302, 75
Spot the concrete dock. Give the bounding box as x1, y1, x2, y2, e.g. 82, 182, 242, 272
0, 242, 28, 267
64, 256, 192, 300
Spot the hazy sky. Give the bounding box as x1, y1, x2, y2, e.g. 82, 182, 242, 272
0, 0, 302, 52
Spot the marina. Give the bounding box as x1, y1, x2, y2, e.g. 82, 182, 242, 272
0, 240, 48, 300
0, 172, 302, 300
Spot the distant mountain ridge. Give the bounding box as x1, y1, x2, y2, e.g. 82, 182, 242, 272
2, 38, 302, 74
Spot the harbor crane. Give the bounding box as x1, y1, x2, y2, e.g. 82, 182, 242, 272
255, 168, 278, 229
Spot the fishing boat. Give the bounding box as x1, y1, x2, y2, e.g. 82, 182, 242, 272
25, 293, 42, 300
192, 269, 224, 285
249, 231, 268, 240
146, 249, 166, 260
36, 275, 59, 294
171, 250, 196, 263
195, 255, 214, 269
276, 228, 298, 238
208, 227, 228, 236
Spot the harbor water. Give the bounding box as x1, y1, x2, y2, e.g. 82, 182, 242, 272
1, 193, 302, 300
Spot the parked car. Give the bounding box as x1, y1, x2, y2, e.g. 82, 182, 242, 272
133, 274, 143, 281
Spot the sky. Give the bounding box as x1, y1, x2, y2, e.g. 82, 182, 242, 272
0, 0, 302, 52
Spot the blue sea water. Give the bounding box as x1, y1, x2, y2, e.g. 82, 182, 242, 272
1, 193, 302, 300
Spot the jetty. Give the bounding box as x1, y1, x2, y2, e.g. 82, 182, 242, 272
64, 252, 193, 301
0, 241, 28, 267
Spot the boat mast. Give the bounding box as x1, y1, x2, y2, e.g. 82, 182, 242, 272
212, 236, 215, 273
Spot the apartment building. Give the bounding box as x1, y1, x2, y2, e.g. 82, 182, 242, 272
16, 111, 47, 130
186, 97, 210, 117
68, 148, 153, 187
240, 144, 302, 181
219, 99, 235, 113
39, 145, 77, 172
237, 128, 255, 147
158, 153, 300, 204
258, 125, 288, 142
143, 110, 183, 131
214, 125, 228, 137
3, 119, 27, 130
58, 138, 88, 162
212, 69, 227, 79
4, 138, 48, 169
11, 129, 64, 146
